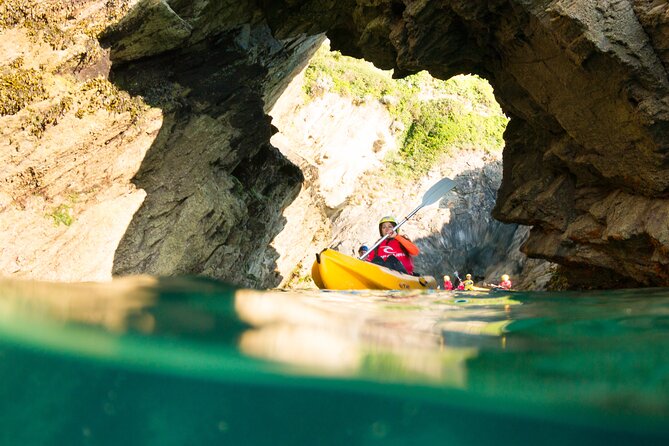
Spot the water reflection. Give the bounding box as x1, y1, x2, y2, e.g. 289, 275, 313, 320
0, 276, 159, 332
234, 289, 515, 385
0, 277, 517, 387
2, 277, 669, 440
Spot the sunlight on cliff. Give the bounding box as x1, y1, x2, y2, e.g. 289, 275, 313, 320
266, 40, 537, 290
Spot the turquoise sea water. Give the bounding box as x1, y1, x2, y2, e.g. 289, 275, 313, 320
1, 277, 668, 445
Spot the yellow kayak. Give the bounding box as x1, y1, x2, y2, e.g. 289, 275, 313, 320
311, 249, 437, 290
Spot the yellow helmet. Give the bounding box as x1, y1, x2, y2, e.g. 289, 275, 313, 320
378, 215, 398, 235
443, 275, 450, 281
501, 274, 509, 281
466, 274, 472, 279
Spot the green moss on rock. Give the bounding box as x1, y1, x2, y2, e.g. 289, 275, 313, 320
303, 42, 509, 181
47, 203, 74, 226
75, 77, 144, 120
0, 58, 47, 115
26, 96, 73, 138
0, 0, 131, 52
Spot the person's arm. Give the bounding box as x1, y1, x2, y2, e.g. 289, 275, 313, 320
395, 235, 420, 255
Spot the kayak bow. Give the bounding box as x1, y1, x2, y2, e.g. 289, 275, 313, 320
312, 249, 437, 290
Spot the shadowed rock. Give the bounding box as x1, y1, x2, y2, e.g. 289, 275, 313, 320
4, 0, 669, 288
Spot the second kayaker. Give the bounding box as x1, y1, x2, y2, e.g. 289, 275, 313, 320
443, 275, 454, 290
499, 274, 512, 290
366, 215, 420, 275
463, 273, 474, 290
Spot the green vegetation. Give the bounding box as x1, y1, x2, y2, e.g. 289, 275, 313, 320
0, 0, 74, 49
283, 261, 316, 288
386, 99, 508, 177
0, 0, 62, 30
0, 0, 135, 119
45, 193, 82, 227
303, 42, 509, 180
304, 48, 396, 103
48, 203, 74, 226
76, 77, 143, 120
27, 96, 73, 138
0, 0, 131, 47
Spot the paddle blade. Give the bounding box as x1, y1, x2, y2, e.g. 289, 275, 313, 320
421, 177, 455, 207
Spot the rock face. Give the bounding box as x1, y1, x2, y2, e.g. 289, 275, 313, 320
2, 0, 669, 288
105, 27, 317, 287
0, 1, 316, 287
261, 0, 669, 288
269, 61, 548, 289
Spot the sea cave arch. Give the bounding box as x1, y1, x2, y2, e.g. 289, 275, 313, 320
267, 40, 536, 288
101, 0, 669, 289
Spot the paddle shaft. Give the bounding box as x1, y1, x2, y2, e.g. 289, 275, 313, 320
358, 206, 422, 260
351, 177, 454, 260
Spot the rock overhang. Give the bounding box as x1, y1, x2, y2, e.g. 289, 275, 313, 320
102, 0, 669, 288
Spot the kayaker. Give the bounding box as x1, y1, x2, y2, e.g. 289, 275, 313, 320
499, 274, 512, 290
358, 244, 369, 257
367, 215, 419, 275
443, 275, 453, 290
463, 273, 474, 291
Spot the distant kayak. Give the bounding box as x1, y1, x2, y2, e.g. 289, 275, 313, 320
311, 249, 437, 290
455, 286, 517, 293
457, 285, 492, 292
490, 286, 517, 293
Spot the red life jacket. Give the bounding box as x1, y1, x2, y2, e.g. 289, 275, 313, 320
443, 280, 453, 290
367, 238, 415, 275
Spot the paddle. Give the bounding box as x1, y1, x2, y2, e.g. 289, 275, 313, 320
359, 177, 456, 260
454, 270, 463, 287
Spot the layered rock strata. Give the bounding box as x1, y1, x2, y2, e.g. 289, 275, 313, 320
3, 0, 669, 288
259, 0, 669, 287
